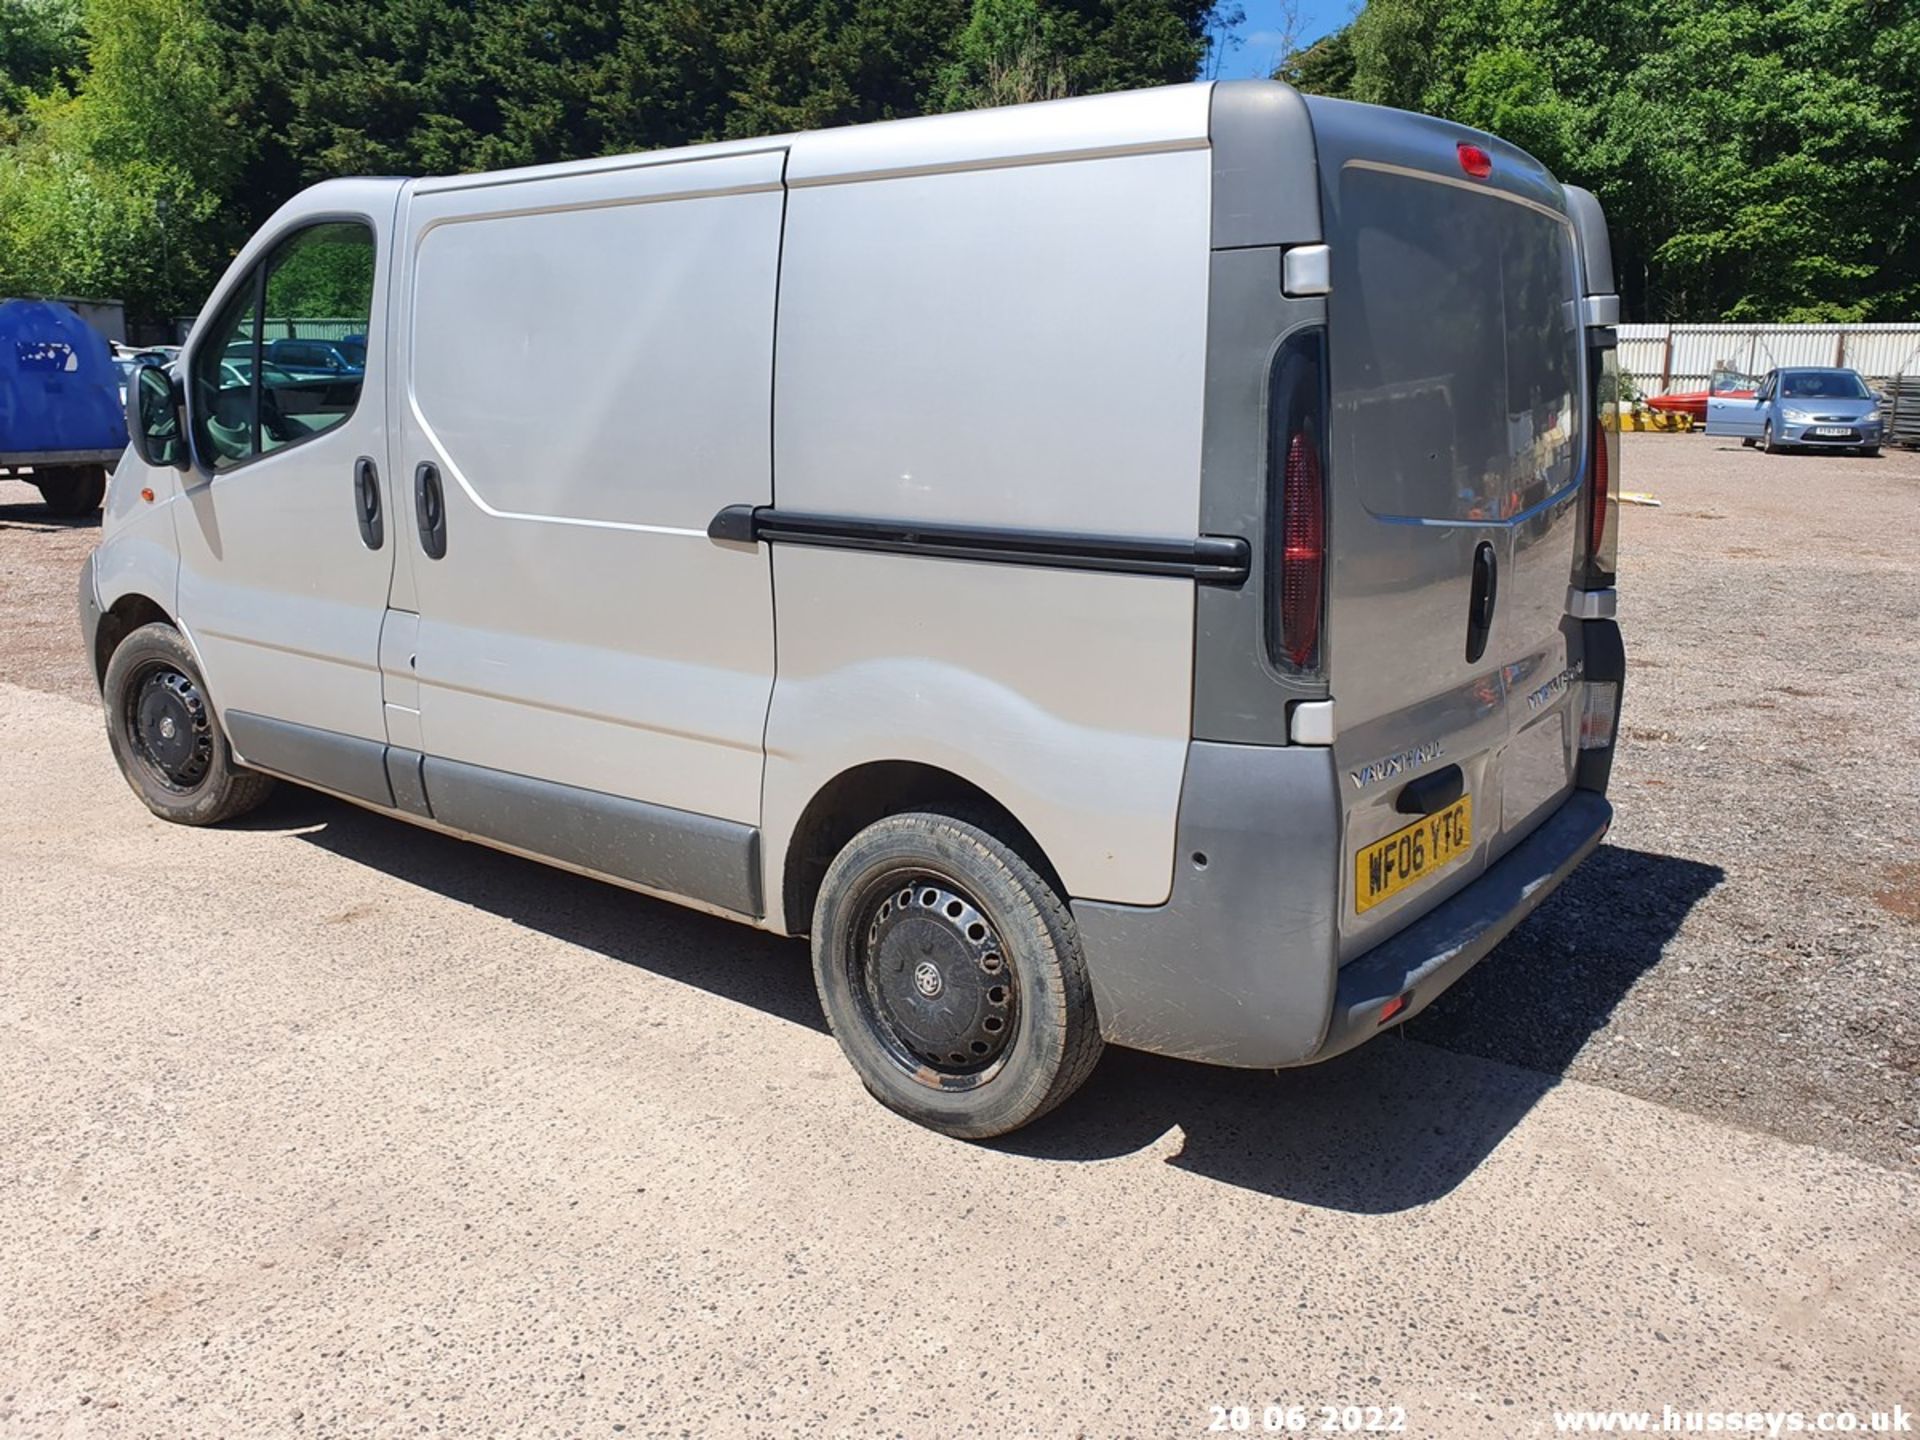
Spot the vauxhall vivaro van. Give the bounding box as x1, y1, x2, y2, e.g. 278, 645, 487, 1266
89, 80, 1624, 1137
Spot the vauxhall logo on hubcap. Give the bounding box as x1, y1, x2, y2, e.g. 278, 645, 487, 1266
912, 961, 943, 999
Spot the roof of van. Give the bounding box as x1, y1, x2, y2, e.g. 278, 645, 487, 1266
410, 82, 1220, 196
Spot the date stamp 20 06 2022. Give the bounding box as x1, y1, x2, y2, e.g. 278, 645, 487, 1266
1206, 1404, 1408, 1434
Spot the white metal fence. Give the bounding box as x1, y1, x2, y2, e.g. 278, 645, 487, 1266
1619, 322, 1920, 394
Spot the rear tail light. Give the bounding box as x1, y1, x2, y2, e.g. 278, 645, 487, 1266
1587, 419, 1610, 559
1581, 344, 1621, 586
1280, 430, 1325, 668
1579, 680, 1619, 750
1268, 328, 1329, 673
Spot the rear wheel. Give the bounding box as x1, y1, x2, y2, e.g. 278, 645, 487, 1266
102, 622, 275, 825
35, 465, 106, 516
811, 811, 1102, 1139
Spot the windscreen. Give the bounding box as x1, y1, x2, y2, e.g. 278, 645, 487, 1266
1780, 371, 1870, 399
1332, 165, 1583, 523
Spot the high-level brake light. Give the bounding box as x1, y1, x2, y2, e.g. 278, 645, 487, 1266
1458, 142, 1493, 179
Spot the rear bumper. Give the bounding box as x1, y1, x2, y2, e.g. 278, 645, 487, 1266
1308, 790, 1611, 1062
1073, 621, 1623, 1069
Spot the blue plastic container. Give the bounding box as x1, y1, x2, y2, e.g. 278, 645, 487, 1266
0, 299, 128, 462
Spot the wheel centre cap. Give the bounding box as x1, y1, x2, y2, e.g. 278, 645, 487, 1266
912, 960, 944, 998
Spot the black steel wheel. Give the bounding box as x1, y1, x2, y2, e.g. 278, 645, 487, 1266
811, 810, 1102, 1139
101, 622, 274, 825
124, 663, 215, 793
846, 870, 1020, 1088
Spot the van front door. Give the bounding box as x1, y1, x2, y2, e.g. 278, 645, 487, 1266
174, 182, 403, 806
392, 152, 784, 919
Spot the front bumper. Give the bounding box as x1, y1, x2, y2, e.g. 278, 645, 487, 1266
77, 551, 104, 692
1779, 422, 1882, 446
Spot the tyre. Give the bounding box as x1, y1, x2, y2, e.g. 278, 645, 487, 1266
35, 465, 106, 517
811, 810, 1103, 1139
101, 622, 275, 825
1861, 446, 1880, 457
1761, 422, 1781, 455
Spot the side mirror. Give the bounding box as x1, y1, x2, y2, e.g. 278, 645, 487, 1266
126, 361, 189, 471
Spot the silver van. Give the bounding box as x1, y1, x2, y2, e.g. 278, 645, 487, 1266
88, 81, 1624, 1138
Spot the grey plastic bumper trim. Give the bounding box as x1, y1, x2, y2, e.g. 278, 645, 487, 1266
1312, 792, 1612, 1062
422, 755, 763, 919
227, 711, 395, 809
76, 552, 104, 693
1073, 746, 1612, 1070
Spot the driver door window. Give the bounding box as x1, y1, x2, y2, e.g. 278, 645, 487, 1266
189, 221, 374, 471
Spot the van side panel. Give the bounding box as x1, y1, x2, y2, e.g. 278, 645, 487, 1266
761, 148, 1212, 924
773, 148, 1211, 536
396, 154, 783, 827
762, 550, 1196, 922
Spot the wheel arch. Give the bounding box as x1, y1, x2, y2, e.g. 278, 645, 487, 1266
778, 760, 1067, 939
93, 592, 176, 690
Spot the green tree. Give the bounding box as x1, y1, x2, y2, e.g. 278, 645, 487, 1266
0, 0, 84, 120
0, 0, 233, 318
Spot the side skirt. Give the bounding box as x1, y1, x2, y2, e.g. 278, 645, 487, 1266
224, 711, 764, 921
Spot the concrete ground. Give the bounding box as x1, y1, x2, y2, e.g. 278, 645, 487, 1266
0, 439, 1916, 1437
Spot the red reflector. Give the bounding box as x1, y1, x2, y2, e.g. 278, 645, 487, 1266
1280, 430, 1324, 669
1378, 993, 1410, 1025
1588, 423, 1610, 559
1457, 142, 1493, 179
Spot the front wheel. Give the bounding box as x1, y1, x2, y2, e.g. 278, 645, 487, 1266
35, 465, 106, 516
101, 622, 275, 825
1761, 422, 1782, 455
811, 811, 1103, 1139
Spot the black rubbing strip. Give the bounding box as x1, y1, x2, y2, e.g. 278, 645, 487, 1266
708, 506, 1249, 584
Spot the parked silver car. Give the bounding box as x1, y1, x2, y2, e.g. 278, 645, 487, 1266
1705, 366, 1885, 455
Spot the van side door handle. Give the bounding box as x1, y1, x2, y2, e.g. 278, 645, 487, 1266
353, 457, 384, 550
414, 461, 447, 560
1465, 540, 1497, 663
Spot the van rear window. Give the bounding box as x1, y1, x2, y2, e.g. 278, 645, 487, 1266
1328, 165, 1582, 524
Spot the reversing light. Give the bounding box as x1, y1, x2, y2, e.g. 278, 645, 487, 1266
1579, 681, 1619, 751
1458, 142, 1493, 179
1280, 430, 1325, 669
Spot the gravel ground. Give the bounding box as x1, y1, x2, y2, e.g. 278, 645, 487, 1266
0, 479, 100, 701
3, 437, 1916, 1174
1406, 434, 1920, 1170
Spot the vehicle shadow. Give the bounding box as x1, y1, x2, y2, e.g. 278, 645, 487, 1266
258, 784, 1720, 1214
252, 785, 826, 1035
998, 845, 1724, 1211
0, 497, 103, 531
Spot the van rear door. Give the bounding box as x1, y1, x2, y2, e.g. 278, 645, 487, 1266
1306, 98, 1591, 957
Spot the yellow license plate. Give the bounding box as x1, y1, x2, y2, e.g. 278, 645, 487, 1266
1355, 796, 1473, 914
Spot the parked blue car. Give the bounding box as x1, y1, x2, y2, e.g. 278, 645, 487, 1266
1705, 366, 1885, 455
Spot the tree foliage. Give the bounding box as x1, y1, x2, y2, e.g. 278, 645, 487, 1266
1284, 0, 1920, 321
4, 0, 1914, 325
0, 0, 235, 317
